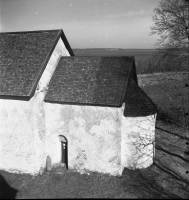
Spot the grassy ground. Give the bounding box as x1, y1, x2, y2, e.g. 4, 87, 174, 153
0, 160, 187, 199
138, 72, 188, 128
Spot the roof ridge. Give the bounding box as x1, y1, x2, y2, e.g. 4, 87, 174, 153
0, 29, 62, 34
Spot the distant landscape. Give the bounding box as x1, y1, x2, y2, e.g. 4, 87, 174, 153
73, 48, 187, 74
73, 48, 156, 62
73, 48, 157, 74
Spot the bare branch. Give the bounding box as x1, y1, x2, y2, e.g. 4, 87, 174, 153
150, 0, 189, 69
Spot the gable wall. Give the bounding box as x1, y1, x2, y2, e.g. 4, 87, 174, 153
0, 37, 70, 175
44, 103, 123, 176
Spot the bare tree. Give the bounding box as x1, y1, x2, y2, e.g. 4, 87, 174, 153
150, 0, 189, 71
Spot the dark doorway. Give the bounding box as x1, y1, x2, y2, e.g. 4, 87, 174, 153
58, 135, 68, 169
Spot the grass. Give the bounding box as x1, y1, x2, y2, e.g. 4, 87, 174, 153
139, 72, 188, 128
0, 165, 185, 199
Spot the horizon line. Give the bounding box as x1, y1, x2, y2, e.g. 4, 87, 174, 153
73, 48, 157, 50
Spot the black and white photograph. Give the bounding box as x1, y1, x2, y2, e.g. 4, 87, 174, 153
0, 0, 189, 198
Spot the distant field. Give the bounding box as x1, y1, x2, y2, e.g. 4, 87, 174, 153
73, 48, 157, 63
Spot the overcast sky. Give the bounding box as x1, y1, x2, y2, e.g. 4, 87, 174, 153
0, 0, 160, 49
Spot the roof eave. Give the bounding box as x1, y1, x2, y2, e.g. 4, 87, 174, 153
44, 99, 122, 108
27, 30, 64, 98
59, 29, 75, 56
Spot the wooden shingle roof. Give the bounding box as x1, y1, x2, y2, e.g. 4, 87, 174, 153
44, 56, 136, 107
0, 29, 74, 99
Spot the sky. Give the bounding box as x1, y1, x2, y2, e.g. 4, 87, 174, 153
0, 0, 160, 49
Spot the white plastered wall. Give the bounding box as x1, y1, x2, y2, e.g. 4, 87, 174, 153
121, 103, 156, 170
44, 101, 156, 176
44, 103, 123, 176
0, 38, 70, 175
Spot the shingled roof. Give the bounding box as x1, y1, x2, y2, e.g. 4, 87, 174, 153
0, 29, 74, 99
124, 78, 157, 116
44, 56, 137, 107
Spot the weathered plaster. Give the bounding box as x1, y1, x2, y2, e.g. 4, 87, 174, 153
121, 103, 156, 170
44, 102, 156, 176
0, 99, 36, 174
44, 103, 123, 176
0, 38, 70, 174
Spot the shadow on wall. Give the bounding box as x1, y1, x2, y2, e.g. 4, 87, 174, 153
0, 174, 18, 199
